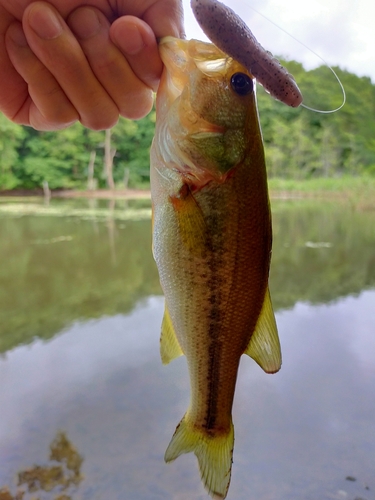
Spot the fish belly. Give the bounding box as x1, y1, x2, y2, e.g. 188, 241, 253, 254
151, 127, 272, 498
152, 151, 271, 418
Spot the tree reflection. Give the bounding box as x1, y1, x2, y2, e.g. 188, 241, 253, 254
0, 214, 159, 353
1, 200, 375, 353
0, 432, 83, 500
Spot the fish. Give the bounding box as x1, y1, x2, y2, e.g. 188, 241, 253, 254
191, 0, 303, 107
150, 36, 282, 499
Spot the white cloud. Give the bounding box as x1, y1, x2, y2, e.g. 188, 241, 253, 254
183, 0, 375, 81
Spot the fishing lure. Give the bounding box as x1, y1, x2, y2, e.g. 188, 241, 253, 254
191, 0, 303, 107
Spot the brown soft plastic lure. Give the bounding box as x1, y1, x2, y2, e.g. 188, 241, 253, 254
191, 0, 303, 107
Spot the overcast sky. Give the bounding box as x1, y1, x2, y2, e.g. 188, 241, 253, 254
183, 0, 375, 83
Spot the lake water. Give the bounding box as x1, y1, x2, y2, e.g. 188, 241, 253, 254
0, 197, 374, 500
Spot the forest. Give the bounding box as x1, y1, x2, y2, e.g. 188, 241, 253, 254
0, 60, 374, 191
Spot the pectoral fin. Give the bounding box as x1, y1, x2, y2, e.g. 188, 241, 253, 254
244, 287, 282, 373
160, 304, 183, 364
169, 183, 209, 256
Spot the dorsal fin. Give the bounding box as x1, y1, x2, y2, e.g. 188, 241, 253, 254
244, 287, 282, 373
160, 304, 184, 364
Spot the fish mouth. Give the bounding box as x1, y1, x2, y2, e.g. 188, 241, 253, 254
158, 37, 228, 102
157, 37, 241, 188
188, 130, 225, 140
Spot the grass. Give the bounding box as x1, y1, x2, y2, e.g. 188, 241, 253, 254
1, 176, 374, 211
268, 176, 375, 210
0, 201, 152, 221
268, 176, 375, 192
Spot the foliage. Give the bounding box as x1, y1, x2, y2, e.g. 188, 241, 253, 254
0, 62, 375, 190
20, 125, 103, 189
0, 113, 156, 191
257, 62, 375, 179
0, 113, 25, 189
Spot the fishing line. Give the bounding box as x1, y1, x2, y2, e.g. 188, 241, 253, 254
243, 2, 346, 113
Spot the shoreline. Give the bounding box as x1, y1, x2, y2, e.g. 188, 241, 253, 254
0, 188, 152, 200
0, 184, 374, 210
0, 188, 356, 201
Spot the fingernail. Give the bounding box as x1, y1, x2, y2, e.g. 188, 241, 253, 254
119, 23, 145, 55
69, 8, 101, 40
8, 25, 28, 47
28, 4, 63, 39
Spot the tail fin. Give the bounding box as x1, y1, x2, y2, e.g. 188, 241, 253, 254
164, 414, 234, 499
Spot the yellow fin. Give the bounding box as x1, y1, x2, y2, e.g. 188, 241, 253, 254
160, 304, 183, 365
169, 184, 209, 256
244, 287, 282, 373
165, 414, 234, 499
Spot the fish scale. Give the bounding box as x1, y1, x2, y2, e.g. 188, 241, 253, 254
151, 36, 282, 499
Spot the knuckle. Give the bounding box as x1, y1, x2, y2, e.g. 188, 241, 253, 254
37, 98, 79, 127
81, 113, 119, 131
30, 114, 78, 131
119, 90, 154, 120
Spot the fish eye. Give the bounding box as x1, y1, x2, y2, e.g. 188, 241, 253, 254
230, 73, 253, 96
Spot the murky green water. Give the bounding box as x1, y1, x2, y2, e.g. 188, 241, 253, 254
0, 197, 374, 500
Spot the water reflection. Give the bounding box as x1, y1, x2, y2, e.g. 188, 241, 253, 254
0, 198, 374, 499
0, 207, 160, 353
1, 199, 375, 353
0, 432, 83, 500
270, 200, 375, 308
0, 294, 374, 499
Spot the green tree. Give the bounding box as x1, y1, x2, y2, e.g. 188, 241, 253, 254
257, 61, 375, 179
111, 112, 156, 187
0, 113, 25, 189
1, 60, 375, 190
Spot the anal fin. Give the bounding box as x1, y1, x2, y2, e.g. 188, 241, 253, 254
244, 286, 282, 373
160, 304, 183, 364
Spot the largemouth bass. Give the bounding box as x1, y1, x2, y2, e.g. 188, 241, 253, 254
150, 37, 281, 499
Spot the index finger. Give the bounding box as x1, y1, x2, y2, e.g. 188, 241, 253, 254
0, 7, 28, 120
23, 1, 119, 130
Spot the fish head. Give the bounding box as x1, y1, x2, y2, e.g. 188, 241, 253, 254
156, 37, 260, 188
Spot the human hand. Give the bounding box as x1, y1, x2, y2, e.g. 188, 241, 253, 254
1, 0, 184, 130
